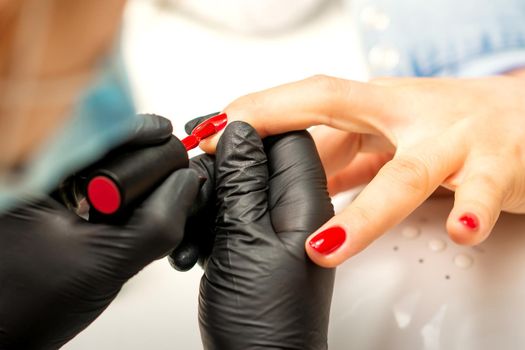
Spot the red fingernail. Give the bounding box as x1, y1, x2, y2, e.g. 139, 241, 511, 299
192, 113, 228, 140
308, 226, 346, 255
459, 213, 479, 230
182, 113, 228, 151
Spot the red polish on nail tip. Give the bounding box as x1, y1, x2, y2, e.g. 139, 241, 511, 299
309, 226, 346, 255
459, 214, 479, 230
181, 134, 199, 150
181, 113, 228, 151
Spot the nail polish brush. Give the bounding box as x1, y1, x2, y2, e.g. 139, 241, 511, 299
83, 113, 226, 216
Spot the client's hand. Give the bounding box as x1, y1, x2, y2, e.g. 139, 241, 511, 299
197, 75, 525, 268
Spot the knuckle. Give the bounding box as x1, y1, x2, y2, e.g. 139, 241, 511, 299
226, 92, 263, 115
308, 74, 347, 96
381, 156, 431, 195
367, 154, 391, 178
306, 74, 351, 126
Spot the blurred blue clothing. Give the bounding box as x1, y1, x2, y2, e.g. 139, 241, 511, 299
0, 45, 136, 212
351, 0, 525, 77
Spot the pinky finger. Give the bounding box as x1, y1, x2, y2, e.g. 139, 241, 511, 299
446, 171, 506, 245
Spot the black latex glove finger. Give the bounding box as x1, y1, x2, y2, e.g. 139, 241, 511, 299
121, 168, 201, 272
265, 131, 333, 250
199, 122, 335, 350
214, 121, 270, 228
84, 114, 173, 166
0, 168, 200, 349
265, 131, 335, 338
126, 113, 173, 146
169, 154, 216, 271
184, 112, 221, 135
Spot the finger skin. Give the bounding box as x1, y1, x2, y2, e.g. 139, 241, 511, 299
446, 156, 511, 245
327, 152, 393, 196
199, 75, 395, 154
310, 125, 361, 177
306, 138, 466, 267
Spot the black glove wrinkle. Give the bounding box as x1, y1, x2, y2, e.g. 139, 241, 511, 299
195, 122, 335, 350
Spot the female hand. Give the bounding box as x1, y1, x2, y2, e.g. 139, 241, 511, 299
198, 74, 525, 268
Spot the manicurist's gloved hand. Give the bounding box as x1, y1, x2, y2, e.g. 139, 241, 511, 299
177, 121, 336, 349
0, 115, 200, 349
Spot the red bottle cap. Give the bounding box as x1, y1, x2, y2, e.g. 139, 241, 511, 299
87, 176, 122, 215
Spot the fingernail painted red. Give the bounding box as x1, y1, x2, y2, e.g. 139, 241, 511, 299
459, 214, 479, 230
192, 113, 228, 140
182, 113, 228, 151
309, 226, 346, 255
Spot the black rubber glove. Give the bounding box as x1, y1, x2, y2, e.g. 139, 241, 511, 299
168, 153, 216, 271
0, 115, 200, 349
190, 121, 336, 349
106, 113, 174, 151
168, 113, 220, 272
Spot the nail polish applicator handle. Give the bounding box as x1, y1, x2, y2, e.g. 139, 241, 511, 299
85, 113, 226, 217
85, 135, 189, 216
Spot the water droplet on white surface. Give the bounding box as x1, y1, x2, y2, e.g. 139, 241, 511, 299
454, 254, 473, 269
428, 239, 446, 252
401, 225, 420, 239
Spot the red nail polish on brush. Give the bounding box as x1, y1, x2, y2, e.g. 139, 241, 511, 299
459, 213, 479, 231
182, 113, 228, 151
309, 226, 346, 255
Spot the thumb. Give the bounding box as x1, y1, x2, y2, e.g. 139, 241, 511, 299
214, 121, 271, 231
127, 114, 173, 146
305, 139, 464, 267
124, 168, 201, 269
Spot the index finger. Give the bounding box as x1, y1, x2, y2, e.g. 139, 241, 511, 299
199, 75, 397, 153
